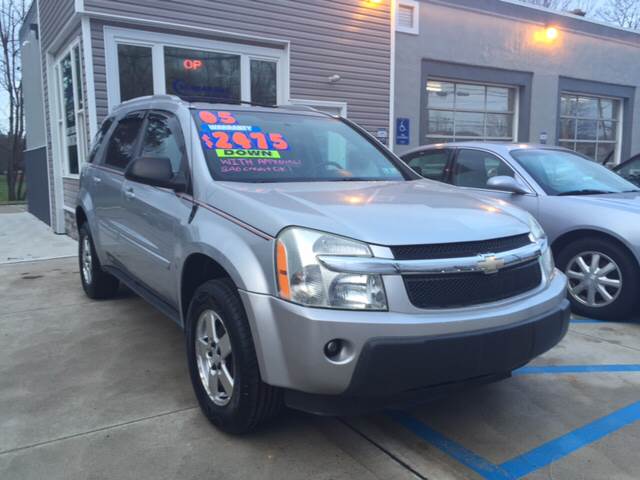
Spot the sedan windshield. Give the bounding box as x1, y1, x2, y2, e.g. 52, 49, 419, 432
510, 149, 639, 195
193, 109, 406, 183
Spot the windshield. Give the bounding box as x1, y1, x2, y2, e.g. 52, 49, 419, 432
193, 109, 406, 183
510, 149, 639, 195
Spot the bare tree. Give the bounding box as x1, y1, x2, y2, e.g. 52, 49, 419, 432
598, 0, 640, 29
0, 0, 27, 202
517, 0, 597, 15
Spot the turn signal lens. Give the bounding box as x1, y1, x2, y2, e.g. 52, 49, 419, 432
276, 240, 291, 299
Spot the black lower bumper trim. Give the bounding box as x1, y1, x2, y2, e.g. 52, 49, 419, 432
285, 300, 570, 416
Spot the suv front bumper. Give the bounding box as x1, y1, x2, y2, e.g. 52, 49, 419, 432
239, 272, 569, 412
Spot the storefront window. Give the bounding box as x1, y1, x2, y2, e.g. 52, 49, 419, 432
251, 60, 277, 106
558, 93, 621, 164
117, 44, 153, 102
165, 47, 241, 102
425, 80, 516, 144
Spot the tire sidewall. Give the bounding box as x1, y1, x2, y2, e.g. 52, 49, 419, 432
78, 224, 96, 297
185, 281, 257, 433
557, 238, 638, 320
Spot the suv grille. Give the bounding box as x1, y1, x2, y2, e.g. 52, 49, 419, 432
391, 233, 531, 260
403, 259, 542, 309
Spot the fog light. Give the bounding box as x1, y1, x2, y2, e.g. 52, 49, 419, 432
324, 339, 343, 359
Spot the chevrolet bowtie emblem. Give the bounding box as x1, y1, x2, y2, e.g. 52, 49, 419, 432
477, 254, 505, 274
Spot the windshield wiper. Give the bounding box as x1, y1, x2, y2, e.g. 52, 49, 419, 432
557, 189, 615, 196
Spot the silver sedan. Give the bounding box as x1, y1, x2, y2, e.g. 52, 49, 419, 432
401, 142, 640, 320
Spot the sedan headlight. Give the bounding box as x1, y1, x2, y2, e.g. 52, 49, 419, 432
275, 227, 387, 310
527, 215, 555, 280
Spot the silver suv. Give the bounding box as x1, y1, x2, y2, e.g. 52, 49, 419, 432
77, 96, 569, 433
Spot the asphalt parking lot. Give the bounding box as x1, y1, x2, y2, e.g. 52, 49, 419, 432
1, 255, 639, 479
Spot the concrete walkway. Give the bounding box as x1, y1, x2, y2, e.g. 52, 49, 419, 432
0, 208, 76, 264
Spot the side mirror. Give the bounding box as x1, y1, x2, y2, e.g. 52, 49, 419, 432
486, 175, 530, 195
125, 156, 187, 192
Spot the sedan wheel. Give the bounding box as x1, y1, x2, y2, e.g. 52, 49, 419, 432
195, 309, 234, 406
566, 251, 622, 308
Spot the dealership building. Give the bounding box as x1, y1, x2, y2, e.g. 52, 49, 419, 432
20, 0, 640, 235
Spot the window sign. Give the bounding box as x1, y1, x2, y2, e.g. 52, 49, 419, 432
165, 47, 241, 102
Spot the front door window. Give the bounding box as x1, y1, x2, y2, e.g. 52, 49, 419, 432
451, 149, 514, 189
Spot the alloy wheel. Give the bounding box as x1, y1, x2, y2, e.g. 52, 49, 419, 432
195, 309, 234, 406
566, 251, 622, 308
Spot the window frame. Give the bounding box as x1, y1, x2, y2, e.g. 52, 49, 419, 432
104, 27, 289, 111
424, 78, 519, 144
558, 91, 623, 165
53, 39, 88, 179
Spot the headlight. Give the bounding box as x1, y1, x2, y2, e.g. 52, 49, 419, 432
527, 215, 555, 280
275, 227, 387, 310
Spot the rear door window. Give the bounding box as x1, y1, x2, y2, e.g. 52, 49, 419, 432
405, 150, 450, 181
104, 112, 145, 170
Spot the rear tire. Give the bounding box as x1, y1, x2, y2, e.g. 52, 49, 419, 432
78, 223, 119, 300
556, 237, 638, 321
185, 279, 282, 434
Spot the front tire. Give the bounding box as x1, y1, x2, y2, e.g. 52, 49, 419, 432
185, 279, 282, 434
78, 223, 119, 300
557, 237, 638, 321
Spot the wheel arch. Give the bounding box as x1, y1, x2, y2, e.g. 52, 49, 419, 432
552, 229, 640, 268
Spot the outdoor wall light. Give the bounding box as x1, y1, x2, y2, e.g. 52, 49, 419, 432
545, 26, 559, 41
328, 74, 342, 83
534, 25, 561, 44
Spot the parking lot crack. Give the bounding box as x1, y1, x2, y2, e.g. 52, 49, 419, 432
338, 418, 429, 480
573, 329, 640, 354
0, 405, 198, 457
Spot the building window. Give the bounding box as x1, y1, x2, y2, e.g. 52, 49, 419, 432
397, 0, 419, 35
117, 44, 153, 102
55, 43, 87, 176
165, 47, 241, 102
558, 93, 621, 164
425, 80, 517, 144
251, 60, 278, 106
105, 28, 287, 110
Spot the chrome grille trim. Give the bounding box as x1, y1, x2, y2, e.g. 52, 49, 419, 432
317, 241, 544, 276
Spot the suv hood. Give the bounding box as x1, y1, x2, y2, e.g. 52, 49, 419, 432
204, 180, 531, 245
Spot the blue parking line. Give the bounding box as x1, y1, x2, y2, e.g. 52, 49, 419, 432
499, 400, 640, 478
390, 401, 640, 479
514, 364, 640, 375
387, 410, 511, 480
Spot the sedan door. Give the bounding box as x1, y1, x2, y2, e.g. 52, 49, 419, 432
118, 110, 193, 305
450, 148, 539, 216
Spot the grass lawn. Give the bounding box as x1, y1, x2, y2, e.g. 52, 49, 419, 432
0, 174, 27, 204
0, 175, 7, 203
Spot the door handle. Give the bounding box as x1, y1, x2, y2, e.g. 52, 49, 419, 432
124, 188, 136, 200
92, 176, 102, 184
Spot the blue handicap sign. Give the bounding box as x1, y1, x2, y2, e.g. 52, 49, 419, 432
396, 117, 410, 145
